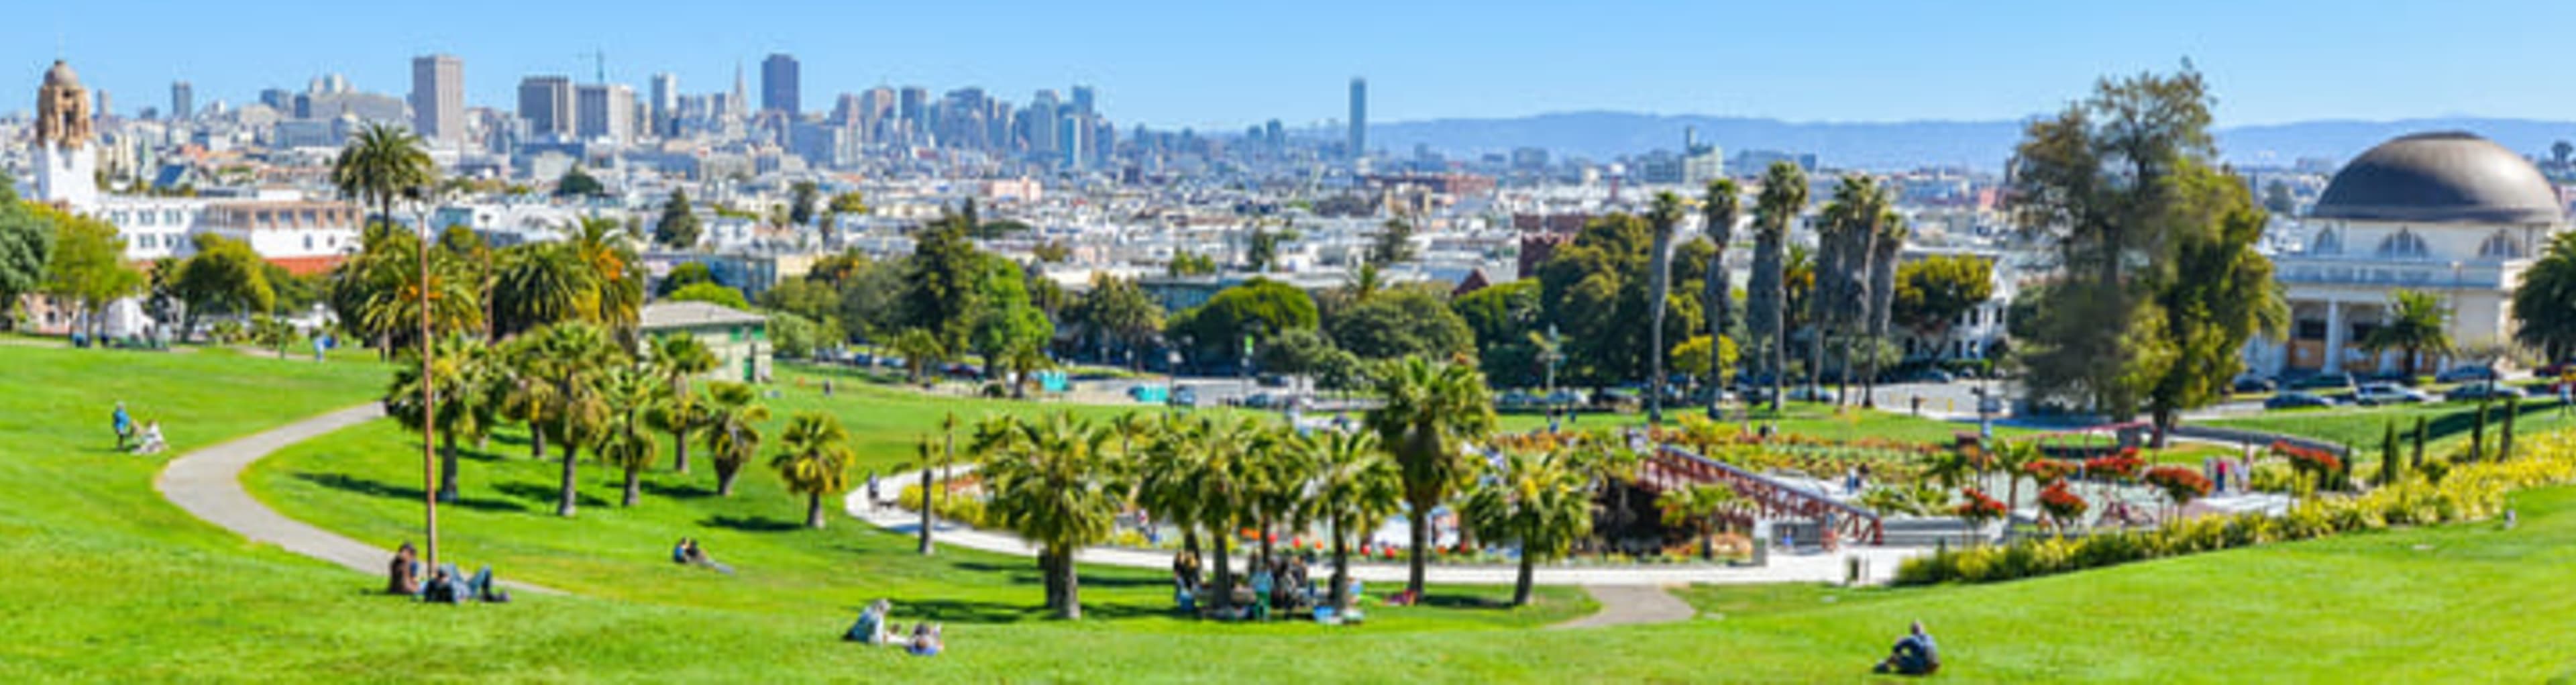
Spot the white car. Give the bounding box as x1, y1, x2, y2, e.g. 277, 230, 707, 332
2353, 382, 2430, 406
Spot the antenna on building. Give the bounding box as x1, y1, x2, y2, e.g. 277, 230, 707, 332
578, 48, 607, 85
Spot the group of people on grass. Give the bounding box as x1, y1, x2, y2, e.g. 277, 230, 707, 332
386, 543, 510, 604
845, 599, 944, 656
112, 402, 167, 456
1171, 549, 1362, 624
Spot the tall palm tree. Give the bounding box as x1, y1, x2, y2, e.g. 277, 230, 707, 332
2361, 289, 2453, 378
773, 412, 855, 529
1242, 425, 1311, 573
700, 381, 769, 496
1462, 450, 1594, 607
1133, 414, 1210, 560
330, 122, 435, 231
525, 322, 621, 517
645, 334, 718, 473
1644, 191, 1687, 425
1364, 356, 1497, 600
1817, 176, 1890, 405
1862, 214, 1907, 407
1183, 415, 1259, 613
1701, 178, 1743, 418
492, 242, 598, 339
385, 334, 497, 503
569, 217, 645, 335
1296, 429, 1399, 611
978, 412, 1124, 620
1751, 161, 1811, 413
1656, 484, 1742, 561
596, 366, 664, 507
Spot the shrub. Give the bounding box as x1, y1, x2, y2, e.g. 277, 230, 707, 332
2142, 466, 2213, 506
2037, 480, 2088, 527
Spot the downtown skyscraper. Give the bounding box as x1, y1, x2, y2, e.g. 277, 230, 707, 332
410, 54, 465, 145
761, 54, 800, 116
1348, 77, 1366, 160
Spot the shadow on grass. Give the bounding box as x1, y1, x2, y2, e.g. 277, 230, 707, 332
700, 514, 804, 533
1414, 593, 1521, 611
896, 597, 1173, 624
951, 561, 1172, 588
642, 480, 716, 500
492, 481, 606, 509
292, 472, 529, 513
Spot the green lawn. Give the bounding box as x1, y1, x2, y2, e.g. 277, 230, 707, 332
1495, 401, 2021, 446
11, 344, 2576, 681
2206, 398, 2575, 459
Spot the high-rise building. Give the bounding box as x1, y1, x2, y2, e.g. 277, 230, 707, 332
517, 75, 575, 138
761, 53, 800, 115
1071, 85, 1095, 116
898, 86, 927, 140
258, 88, 292, 111
576, 83, 635, 144
409, 54, 464, 145
1348, 77, 1367, 160
169, 81, 193, 121
649, 72, 678, 137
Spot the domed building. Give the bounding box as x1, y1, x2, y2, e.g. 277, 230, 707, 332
2261, 131, 2567, 376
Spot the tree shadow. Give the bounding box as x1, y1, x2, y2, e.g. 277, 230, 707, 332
642, 480, 716, 500
1415, 593, 1519, 611
699, 514, 803, 533
892, 597, 1171, 624
292, 472, 529, 513
492, 481, 605, 509
948, 561, 1177, 589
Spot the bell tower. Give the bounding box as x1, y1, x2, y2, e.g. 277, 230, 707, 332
32, 60, 99, 207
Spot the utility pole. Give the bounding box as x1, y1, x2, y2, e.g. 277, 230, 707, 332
416, 194, 440, 570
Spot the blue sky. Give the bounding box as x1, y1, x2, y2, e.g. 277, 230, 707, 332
12, 1, 2573, 129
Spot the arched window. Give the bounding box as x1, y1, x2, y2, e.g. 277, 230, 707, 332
2310, 227, 2342, 255
2478, 231, 2525, 259
2376, 229, 2428, 258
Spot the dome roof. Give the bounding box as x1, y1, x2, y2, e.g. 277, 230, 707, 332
2310, 131, 2563, 225
42, 60, 78, 88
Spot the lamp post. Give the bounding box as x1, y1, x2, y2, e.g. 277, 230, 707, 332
411, 187, 440, 570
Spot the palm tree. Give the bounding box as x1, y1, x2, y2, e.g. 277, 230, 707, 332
1701, 178, 1743, 418
1990, 439, 2041, 519
569, 217, 645, 334
330, 122, 435, 231
1750, 161, 1811, 413
894, 327, 946, 384
1363, 356, 1497, 600
2513, 232, 2576, 360
700, 382, 769, 496
646, 334, 718, 473
772, 412, 855, 529
1862, 215, 1907, 407
1462, 450, 1595, 606
2361, 289, 2453, 378
384, 334, 497, 503
1817, 176, 1890, 405
492, 242, 598, 338
596, 366, 663, 507
1656, 484, 1741, 561
1242, 425, 1312, 573
1187, 415, 1262, 613
1133, 414, 1210, 562
525, 322, 621, 517
1297, 429, 1400, 611
978, 412, 1124, 620
1644, 191, 1687, 425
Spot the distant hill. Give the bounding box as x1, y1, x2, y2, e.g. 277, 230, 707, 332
1366, 112, 2576, 172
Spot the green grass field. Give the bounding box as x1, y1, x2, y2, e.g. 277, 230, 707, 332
2206, 397, 2575, 459
10, 344, 2576, 681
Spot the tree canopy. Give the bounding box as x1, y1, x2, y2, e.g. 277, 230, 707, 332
1892, 254, 1996, 335
1167, 278, 1318, 365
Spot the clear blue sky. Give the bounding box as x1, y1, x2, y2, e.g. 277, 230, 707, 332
13, 0, 2574, 129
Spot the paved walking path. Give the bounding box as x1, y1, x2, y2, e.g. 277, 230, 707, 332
156, 404, 560, 595
847, 466, 1921, 588
1555, 585, 1697, 629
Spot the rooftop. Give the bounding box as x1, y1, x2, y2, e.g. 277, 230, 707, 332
639, 301, 767, 330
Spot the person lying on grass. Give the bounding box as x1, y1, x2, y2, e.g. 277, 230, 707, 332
1873, 621, 1941, 676
682, 539, 735, 574
908, 623, 944, 657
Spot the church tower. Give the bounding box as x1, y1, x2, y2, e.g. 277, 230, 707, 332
33, 60, 99, 208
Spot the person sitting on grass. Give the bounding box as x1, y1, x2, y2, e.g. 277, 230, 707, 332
906, 623, 944, 657
1874, 621, 1941, 676
133, 421, 167, 456
672, 537, 692, 565
387, 543, 423, 596
682, 539, 735, 574
846, 600, 902, 645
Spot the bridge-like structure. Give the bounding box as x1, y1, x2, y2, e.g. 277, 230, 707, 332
1635, 443, 1885, 547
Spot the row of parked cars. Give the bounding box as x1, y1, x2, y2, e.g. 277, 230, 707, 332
2257, 366, 2534, 410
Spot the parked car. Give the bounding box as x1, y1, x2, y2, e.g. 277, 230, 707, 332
1168, 386, 1201, 408
1899, 368, 1956, 384
2289, 373, 2355, 392
2264, 391, 2335, 410
2445, 383, 2527, 403
1784, 386, 1839, 404
2434, 366, 2500, 384
2232, 376, 2277, 394
2352, 382, 2430, 406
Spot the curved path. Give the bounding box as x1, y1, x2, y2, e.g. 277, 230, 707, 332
848, 466, 1920, 588
156, 404, 559, 595
1555, 585, 1697, 629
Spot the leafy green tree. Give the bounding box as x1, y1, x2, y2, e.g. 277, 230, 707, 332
765, 311, 830, 360
645, 334, 718, 473
758, 277, 840, 323
172, 233, 274, 341
788, 181, 821, 227
33, 204, 143, 339
667, 282, 751, 310
1700, 178, 1743, 410
655, 189, 702, 250
1462, 450, 1593, 606
773, 412, 855, 529
967, 258, 1053, 383
554, 164, 604, 198
827, 191, 869, 215
2512, 231, 2576, 360
2361, 290, 2452, 378
1245, 221, 1296, 272
1750, 161, 1809, 411
0, 173, 54, 329
596, 366, 664, 507
1452, 280, 1544, 386
833, 254, 908, 342
977, 412, 1124, 620
331, 122, 435, 228
1169, 278, 1318, 365
2379, 421, 2403, 486
902, 210, 985, 352
1364, 356, 1497, 599
1892, 254, 1996, 336
1166, 251, 1217, 276
702, 382, 769, 496
1644, 191, 1688, 423
2141, 162, 2286, 439
1534, 213, 1709, 387
1258, 327, 1341, 380
1658, 484, 1742, 561
657, 262, 714, 297
1368, 217, 1417, 266
1328, 284, 1475, 362
1066, 274, 1165, 366
1295, 429, 1399, 611
893, 327, 946, 384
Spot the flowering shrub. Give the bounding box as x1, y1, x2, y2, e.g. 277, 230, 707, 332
1954, 488, 2006, 526
1897, 432, 2576, 586
2024, 459, 2078, 483
2037, 480, 2088, 527
2083, 450, 2145, 482
2142, 466, 2214, 505
2272, 441, 2344, 474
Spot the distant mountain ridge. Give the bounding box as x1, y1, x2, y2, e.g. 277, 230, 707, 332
1366, 111, 2576, 172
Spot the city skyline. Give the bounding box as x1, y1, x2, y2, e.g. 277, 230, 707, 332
15, 1, 2576, 131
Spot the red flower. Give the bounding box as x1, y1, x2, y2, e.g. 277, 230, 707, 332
2038, 480, 2089, 523
2083, 454, 2144, 482
2024, 458, 2078, 482
1954, 488, 2007, 523
2143, 466, 2212, 503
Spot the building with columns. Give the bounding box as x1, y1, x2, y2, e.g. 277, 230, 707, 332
2251, 131, 2567, 377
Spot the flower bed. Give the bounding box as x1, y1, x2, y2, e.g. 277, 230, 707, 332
1896, 433, 2576, 586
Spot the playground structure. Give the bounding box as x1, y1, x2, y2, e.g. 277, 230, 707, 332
1635, 443, 1886, 548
